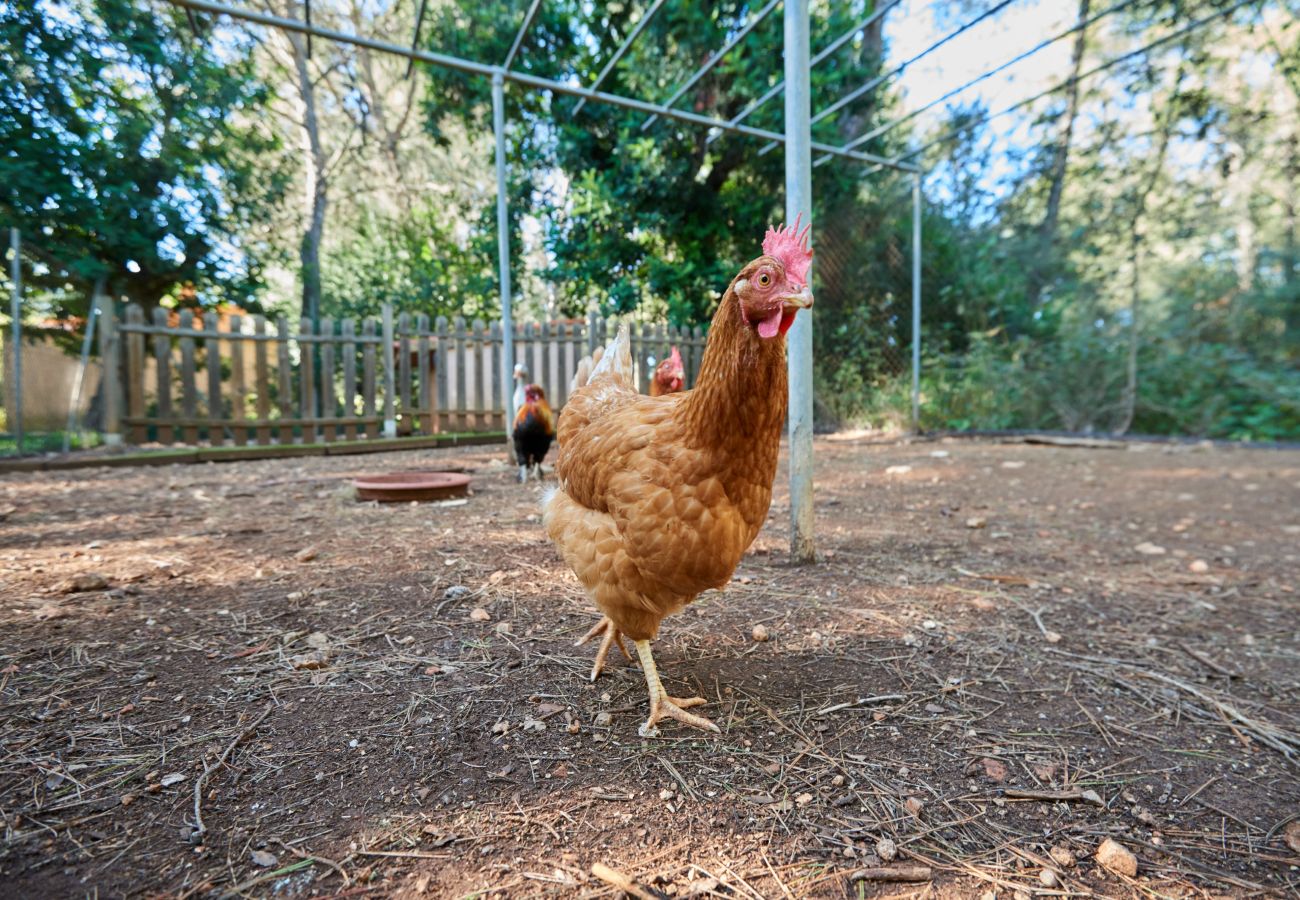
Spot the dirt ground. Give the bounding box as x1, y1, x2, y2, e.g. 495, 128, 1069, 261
1, 435, 1297, 899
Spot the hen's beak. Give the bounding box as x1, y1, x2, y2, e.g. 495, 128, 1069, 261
782, 284, 814, 310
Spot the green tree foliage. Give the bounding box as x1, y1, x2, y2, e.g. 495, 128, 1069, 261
0, 0, 286, 315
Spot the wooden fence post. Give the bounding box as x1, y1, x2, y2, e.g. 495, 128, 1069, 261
96, 293, 122, 447
381, 304, 396, 438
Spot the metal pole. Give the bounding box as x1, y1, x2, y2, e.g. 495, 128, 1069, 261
502, 0, 543, 70
166, 0, 918, 172
639, 0, 781, 129
493, 70, 517, 431
911, 173, 922, 432
573, 0, 666, 115
8, 228, 21, 456
785, 0, 814, 565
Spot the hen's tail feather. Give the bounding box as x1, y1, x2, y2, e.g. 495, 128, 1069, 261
570, 325, 632, 392
589, 325, 633, 387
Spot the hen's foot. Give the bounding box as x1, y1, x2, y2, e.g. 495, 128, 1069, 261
633, 639, 719, 737
575, 616, 631, 681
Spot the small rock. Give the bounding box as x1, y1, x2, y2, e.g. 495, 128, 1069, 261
1281, 820, 1300, 854
443, 585, 471, 601
965, 516, 987, 529
975, 757, 1008, 782
290, 649, 329, 670
924, 703, 945, 714
423, 665, 442, 676
160, 773, 185, 787
521, 717, 545, 732
659, 789, 675, 801
1081, 789, 1104, 806
876, 837, 897, 862
293, 546, 318, 562
304, 631, 329, 649
468, 608, 491, 622
1134, 541, 1166, 556
1042, 629, 1063, 644
1039, 868, 1059, 887
751, 624, 770, 642
1188, 559, 1209, 573
884, 465, 912, 475
832, 774, 845, 787
594, 712, 612, 727
904, 796, 924, 818
491, 721, 509, 735
120, 793, 136, 807
494, 621, 512, 634
63, 573, 108, 593
1096, 838, 1138, 877
794, 792, 813, 806
1049, 845, 1076, 868
250, 849, 278, 867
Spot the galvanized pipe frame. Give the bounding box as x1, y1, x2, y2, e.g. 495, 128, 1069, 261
572, 0, 668, 116
707, 0, 905, 145
167, 0, 932, 551
168, 0, 917, 172
638, 0, 782, 131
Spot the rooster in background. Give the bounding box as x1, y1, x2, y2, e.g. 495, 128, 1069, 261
648, 346, 686, 397
512, 383, 555, 483
544, 219, 813, 736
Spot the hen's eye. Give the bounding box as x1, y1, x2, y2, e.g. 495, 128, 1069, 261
758, 273, 771, 286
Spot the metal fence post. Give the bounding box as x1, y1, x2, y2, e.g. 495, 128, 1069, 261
381, 304, 396, 437
493, 69, 516, 433
95, 292, 122, 447
8, 228, 22, 455
911, 172, 922, 432
784, 0, 815, 564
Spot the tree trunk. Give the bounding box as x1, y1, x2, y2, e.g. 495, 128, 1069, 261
1116, 68, 1183, 435
1030, 0, 1090, 302
285, 16, 327, 325
1285, 135, 1298, 286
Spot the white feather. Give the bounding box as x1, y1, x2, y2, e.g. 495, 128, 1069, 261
589, 324, 633, 387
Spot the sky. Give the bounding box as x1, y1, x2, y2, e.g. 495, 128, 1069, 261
880, 0, 1091, 193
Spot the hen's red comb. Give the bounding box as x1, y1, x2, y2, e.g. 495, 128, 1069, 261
762, 213, 813, 287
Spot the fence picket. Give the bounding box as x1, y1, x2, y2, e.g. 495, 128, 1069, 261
276, 317, 293, 444
178, 311, 198, 444
397, 312, 412, 435
151, 308, 174, 444
341, 318, 357, 441
229, 315, 247, 444
204, 311, 222, 445
435, 316, 449, 433
299, 319, 316, 444
254, 316, 271, 445
362, 318, 377, 439
488, 320, 502, 431
415, 313, 431, 435
474, 319, 491, 432
319, 316, 335, 443
125, 305, 146, 444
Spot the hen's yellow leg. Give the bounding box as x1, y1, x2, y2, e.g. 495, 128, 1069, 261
633, 640, 720, 737
575, 616, 631, 681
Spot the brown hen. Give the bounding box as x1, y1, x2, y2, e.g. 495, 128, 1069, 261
543, 221, 813, 736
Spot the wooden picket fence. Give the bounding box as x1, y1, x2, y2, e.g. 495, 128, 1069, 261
96, 300, 707, 447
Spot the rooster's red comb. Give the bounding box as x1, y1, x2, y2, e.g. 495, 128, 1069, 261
762, 213, 813, 287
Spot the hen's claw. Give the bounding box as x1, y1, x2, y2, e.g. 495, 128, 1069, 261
633, 639, 720, 737
576, 616, 631, 681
